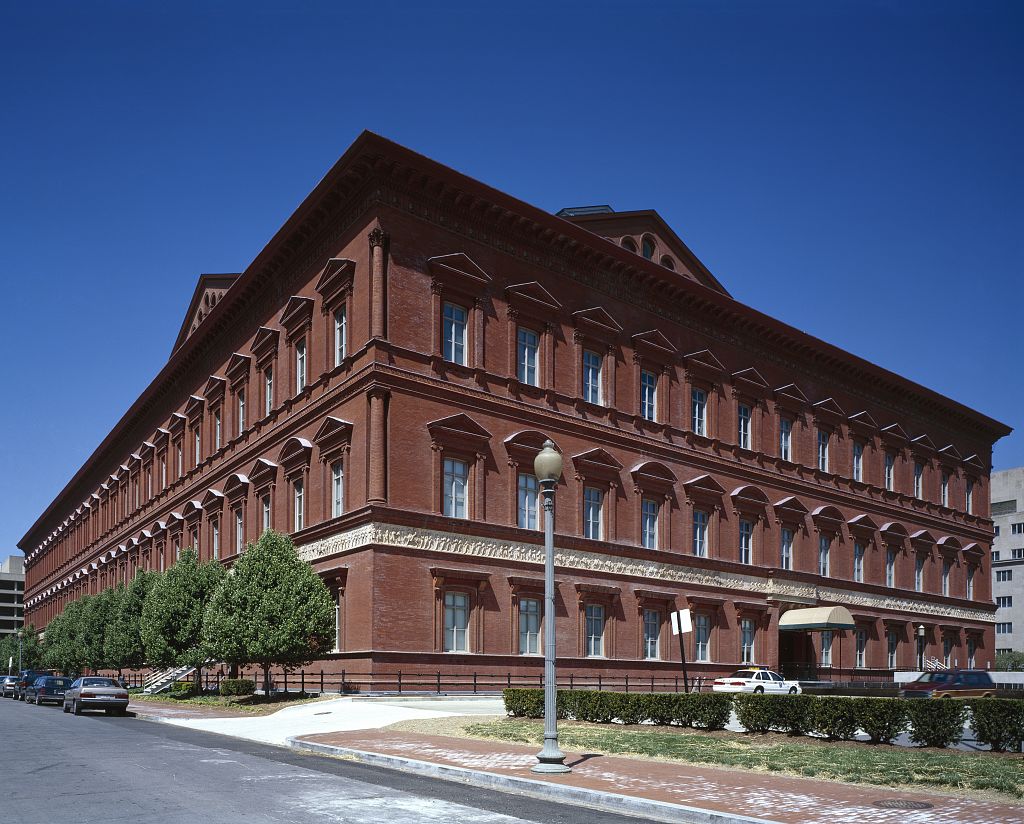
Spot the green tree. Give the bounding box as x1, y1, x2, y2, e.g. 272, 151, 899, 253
204, 530, 335, 694
18, 625, 45, 670
141, 548, 224, 691
42, 599, 88, 675
0, 633, 18, 673
80, 589, 115, 672
995, 650, 1024, 671
104, 571, 160, 673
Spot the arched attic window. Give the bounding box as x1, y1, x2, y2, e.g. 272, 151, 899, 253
621, 237, 637, 253
660, 255, 675, 270
641, 235, 656, 260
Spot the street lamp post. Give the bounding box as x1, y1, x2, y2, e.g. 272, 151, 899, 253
916, 624, 925, 671
531, 440, 570, 775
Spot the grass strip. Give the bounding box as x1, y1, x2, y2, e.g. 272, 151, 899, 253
130, 692, 326, 714
464, 719, 1024, 799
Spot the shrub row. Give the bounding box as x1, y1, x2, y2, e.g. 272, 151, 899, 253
503, 689, 1024, 750
219, 678, 256, 697
503, 689, 732, 730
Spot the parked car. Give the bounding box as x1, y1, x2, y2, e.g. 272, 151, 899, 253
13, 670, 55, 701
62, 676, 130, 716
712, 668, 802, 694
24, 676, 74, 706
1, 675, 17, 698
899, 670, 995, 699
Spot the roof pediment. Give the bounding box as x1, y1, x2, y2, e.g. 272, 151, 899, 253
631, 329, 677, 359
880, 521, 909, 540
681, 474, 726, 495
184, 395, 205, 421
684, 349, 726, 376
225, 353, 252, 385
911, 434, 937, 452
938, 444, 963, 461
171, 273, 240, 355
572, 306, 622, 337
313, 416, 354, 446
248, 458, 278, 487
168, 412, 187, 434
910, 529, 936, 545
280, 296, 315, 335
731, 368, 769, 392
572, 448, 623, 474
963, 453, 985, 470
813, 397, 846, 418
427, 414, 492, 443
730, 485, 770, 505
774, 496, 809, 515
251, 326, 281, 365
505, 281, 562, 312
277, 437, 313, 470
203, 375, 227, 401
201, 488, 225, 510
427, 252, 492, 288
881, 423, 910, 443
847, 513, 879, 532
223, 473, 250, 500
774, 383, 809, 405
630, 461, 678, 486
503, 430, 550, 457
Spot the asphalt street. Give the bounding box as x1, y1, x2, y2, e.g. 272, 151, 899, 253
1, 695, 648, 824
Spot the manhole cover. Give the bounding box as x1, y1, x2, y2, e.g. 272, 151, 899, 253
872, 799, 934, 810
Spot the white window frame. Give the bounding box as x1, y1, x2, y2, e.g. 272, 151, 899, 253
640, 369, 658, 422
211, 518, 220, 561
966, 479, 974, 514
214, 409, 222, 450
261, 493, 271, 532
856, 629, 867, 668
691, 388, 707, 436
941, 560, 950, 597
295, 338, 307, 394
780, 527, 793, 571
966, 566, 975, 599
884, 452, 895, 491
443, 458, 469, 519
737, 403, 751, 449
692, 509, 709, 558
643, 608, 660, 660
331, 461, 344, 518
264, 366, 274, 416
444, 591, 469, 652
914, 555, 924, 592
234, 508, 244, 553
886, 549, 896, 588
818, 534, 830, 577
519, 597, 541, 655
583, 486, 604, 540
334, 306, 347, 367
941, 471, 949, 506
585, 603, 605, 657
582, 349, 603, 405
694, 613, 711, 662
517, 327, 539, 386
641, 497, 659, 550
817, 429, 829, 472
293, 478, 305, 531
237, 389, 246, 436
517, 473, 539, 530
852, 441, 863, 482
853, 541, 864, 583
821, 629, 833, 668
739, 519, 753, 565
443, 302, 468, 365
740, 617, 755, 664
887, 630, 898, 669
913, 461, 924, 498
779, 418, 792, 461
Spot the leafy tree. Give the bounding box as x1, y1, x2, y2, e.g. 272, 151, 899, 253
204, 530, 335, 694
104, 571, 159, 673
80, 589, 115, 672
995, 650, 1024, 671
18, 625, 44, 670
42, 599, 88, 675
0, 633, 18, 673
141, 548, 224, 691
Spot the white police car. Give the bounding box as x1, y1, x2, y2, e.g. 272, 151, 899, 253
711, 667, 801, 694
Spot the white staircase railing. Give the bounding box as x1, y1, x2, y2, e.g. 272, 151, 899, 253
143, 664, 197, 694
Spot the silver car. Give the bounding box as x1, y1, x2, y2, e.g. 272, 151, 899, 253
0, 675, 17, 698
62, 676, 130, 716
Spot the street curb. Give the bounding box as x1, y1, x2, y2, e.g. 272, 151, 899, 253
286, 736, 778, 824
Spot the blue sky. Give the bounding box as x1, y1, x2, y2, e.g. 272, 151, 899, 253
1, 1, 1021, 555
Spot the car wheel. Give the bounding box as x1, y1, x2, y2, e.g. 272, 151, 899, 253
73, 700, 82, 716
753, 686, 764, 694
789, 687, 798, 694
62, 701, 70, 713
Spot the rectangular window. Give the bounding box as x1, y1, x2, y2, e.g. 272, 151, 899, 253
817, 429, 829, 472
915, 555, 925, 592
739, 519, 753, 565
444, 591, 469, 652
1014, 548, 1024, 559
818, 534, 830, 577
913, 461, 924, 498
517, 327, 539, 386
261, 494, 271, 532
583, 486, 604, 540
295, 338, 307, 393
692, 510, 709, 558
886, 549, 896, 588
519, 598, 541, 655
331, 461, 344, 518
996, 596, 1013, 608
234, 508, 244, 553
967, 638, 976, 669
211, 519, 220, 561
884, 452, 895, 491
992, 550, 1000, 560
1012, 523, 1024, 535
176, 442, 183, 477
214, 409, 222, 450
887, 630, 898, 669
941, 560, 950, 596
640, 369, 658, 421
966, 479, 974, 514
691, 388, 707, 436
853, 541, 864, 583
643, 609, 660, 660
237, 390, 246, 436
779, 418, 792, 461
740, 618, 755, 663
821, 629, 833, 668
517, 473, 539, 530
443, 302, 468, 365
737, 403, 751, 449
334, 306, 347, 367
852, 441, 863, 482
641, 498, 659, 549
585, 604, 605, 657
160, 455, 167, 489
856, 628, 867, 668
996, 570, 1012, 582
943, 637, 953, 668
264, 367, 274, 416
193, 428, 201, 468
966, 567, 975, 599
293, 479, 304, 531
996, 623, 1013, 634
780, 528, 793, 571
694, 614, 711, 662
443, 458, 469, 519
941, 471, 949, 506
582, 349, 602, 405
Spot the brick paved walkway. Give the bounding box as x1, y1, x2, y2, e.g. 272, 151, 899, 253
298, 730, 1023, 824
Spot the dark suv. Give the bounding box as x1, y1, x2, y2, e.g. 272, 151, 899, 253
899, 669, 995, 698
12, 670, 55, 701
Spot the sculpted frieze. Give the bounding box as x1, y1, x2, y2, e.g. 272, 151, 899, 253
297, 522, 994, 624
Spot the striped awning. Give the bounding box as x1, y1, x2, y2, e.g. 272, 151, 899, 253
778, 605, 856, 631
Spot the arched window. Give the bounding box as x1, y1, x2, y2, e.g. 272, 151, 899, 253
621, 237, 637, 253
660, 255, 675, 270
641, 236, 656, 260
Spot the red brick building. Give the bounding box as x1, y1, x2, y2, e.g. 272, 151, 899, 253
20, 132, 1011, 684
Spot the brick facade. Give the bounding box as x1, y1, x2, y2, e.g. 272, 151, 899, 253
20, 132, 1010, 683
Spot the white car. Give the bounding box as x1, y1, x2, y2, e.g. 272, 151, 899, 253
711, 668, 802, 694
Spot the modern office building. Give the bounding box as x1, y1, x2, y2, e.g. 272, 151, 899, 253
991, 468, 1024, 654
19, 133, 1010, 682
0, 555, 25, 639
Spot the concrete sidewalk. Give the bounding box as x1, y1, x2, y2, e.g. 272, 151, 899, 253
289, 729, 1023, 824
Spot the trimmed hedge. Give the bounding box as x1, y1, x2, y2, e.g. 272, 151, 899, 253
905, 698, 966, 748
968, 698, 1024, 752
502, 689, 1024, 751
219, 678, 256, 697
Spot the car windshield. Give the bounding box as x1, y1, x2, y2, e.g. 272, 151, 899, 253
81, 678, 117, 687
730, 670, 758, 679
916, 673, 950, 684
48, 678, 73, 687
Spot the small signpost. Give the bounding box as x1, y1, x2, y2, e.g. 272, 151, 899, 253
671, 608, 692, 694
